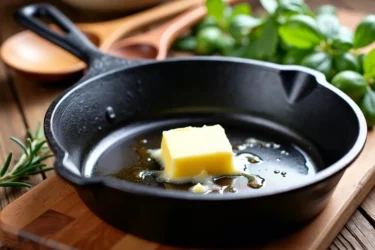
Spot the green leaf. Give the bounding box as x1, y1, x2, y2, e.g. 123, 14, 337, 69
32, 141, 47, 157
279, 14, 323, 49
27, 138, 34, 161
333, 52, 360, 73
173, 36, 197, 51
246, 18, 279, 60
26, 130, 34, 141
353, 15, 375, 49
34, 123, 44, 140
360, 87, 375, 127
331, 27, 354, 51
30, 155, 40, 165
231, 3, 251, 18
316, 14, 340, 39
222, 44, 248, 57
0, 153, 12, 177
301, 51, 332, 79
193, 16, 217, 34
278, 1, 305, 16
38, 154, 55, 163
267, 52, 285, 64
358, 53, 366, 74
279, 39, 293, 51
276, 0, 313, 20
0, 125, 52, 190
332, 71, 367, 102
279, 0, 305, 4
282, 48, 311, 65
196, 26, 223, 54
222, 6, 233, 28
316, 5, 337, 16
229, 15, 262, 41
13, 163, 47, 177
217, 35, 236, 55
260, 0, 277, 14
364, 48, 375, 77
206, 0, 225, 23
10, 137, 28, 156
0, 182, 31, 188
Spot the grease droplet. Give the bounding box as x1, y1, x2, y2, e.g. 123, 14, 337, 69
227, 186, 238, 193
247, 157, 260, 164
281, 150, 289, 155
138, 139, 148, 144
106, 106, 116, 123
236, 152, 263, 164
233, 144, 247, 150
248, 175, 265, 189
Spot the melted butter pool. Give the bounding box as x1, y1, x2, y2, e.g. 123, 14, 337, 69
88, 116, 323, 194
94, 134, 318, 194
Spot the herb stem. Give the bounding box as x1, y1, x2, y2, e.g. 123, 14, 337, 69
9, 140, 39, 175
0, 125, 53, 188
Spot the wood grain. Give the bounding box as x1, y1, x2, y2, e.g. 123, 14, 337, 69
306, 0, 375, 14
344, 211, 375, 250
361, 191, 375, 226
329, 211, 375, 250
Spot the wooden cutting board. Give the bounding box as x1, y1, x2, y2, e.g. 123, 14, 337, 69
1, 7, 375, 250
0, 129, 375, 250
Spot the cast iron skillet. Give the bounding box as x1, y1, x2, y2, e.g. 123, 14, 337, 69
15, 3, 367, 248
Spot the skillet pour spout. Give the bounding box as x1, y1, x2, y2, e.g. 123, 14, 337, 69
15, 3, 367, 248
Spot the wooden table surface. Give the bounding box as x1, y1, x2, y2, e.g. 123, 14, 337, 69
0, 0, 375, 249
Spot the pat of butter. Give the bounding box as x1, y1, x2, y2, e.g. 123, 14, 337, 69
161, 125, 238, 180
190, 183, 209, 193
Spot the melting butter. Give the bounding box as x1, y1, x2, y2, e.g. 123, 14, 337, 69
104, 132, 318, 195
148, 149, 216, 184
190, 183, 209, 193
147, 147, 261, 193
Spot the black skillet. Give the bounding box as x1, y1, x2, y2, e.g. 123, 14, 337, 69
15, 3, 367, 248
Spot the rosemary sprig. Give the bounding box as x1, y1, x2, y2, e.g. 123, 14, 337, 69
0, 124, 54, 188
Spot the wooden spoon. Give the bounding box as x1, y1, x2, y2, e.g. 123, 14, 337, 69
108, 0, 240, 60
0, 0, 205, 81
107, 5, 205, 60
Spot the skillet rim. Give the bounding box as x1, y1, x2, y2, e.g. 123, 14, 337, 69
44, 56, 368, 200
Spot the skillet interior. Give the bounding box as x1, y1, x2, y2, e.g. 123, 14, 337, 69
51, 57, 362, 194
86, 114, 323, 193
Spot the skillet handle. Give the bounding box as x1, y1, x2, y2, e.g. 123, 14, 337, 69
14, 3, 101, 63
